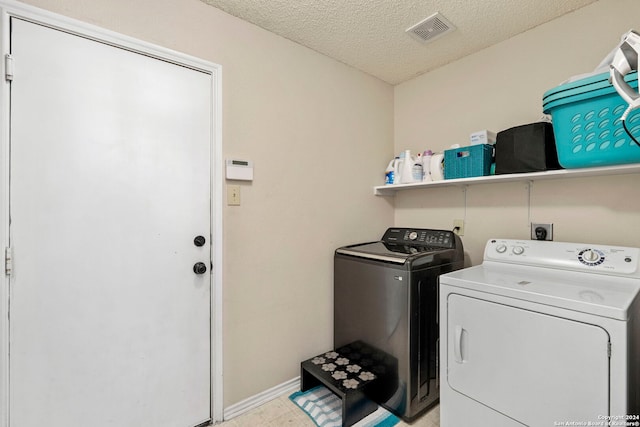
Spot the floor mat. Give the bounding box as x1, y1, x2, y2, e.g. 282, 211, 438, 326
289, 385, 400, 427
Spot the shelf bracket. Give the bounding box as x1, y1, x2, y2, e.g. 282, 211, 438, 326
462, 185, 468, 223
526, 181, 533, 230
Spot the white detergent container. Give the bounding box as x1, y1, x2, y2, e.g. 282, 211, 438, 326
385, 159, 395, 185
430, 153, 445, 181
399, 150, 416, 183
385, 157, 402, 185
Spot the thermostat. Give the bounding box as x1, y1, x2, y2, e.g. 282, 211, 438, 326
226, 159, 254, 181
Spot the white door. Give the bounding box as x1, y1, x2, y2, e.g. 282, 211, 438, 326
447, 294, 610, 426
8, 18, 212, 427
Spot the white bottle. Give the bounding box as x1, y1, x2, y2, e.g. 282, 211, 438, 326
399, 150, 415, 183
422, 150, 433, 182
396, 152, 405, 183
412, 152, 423, 182
392, 157, 401, 184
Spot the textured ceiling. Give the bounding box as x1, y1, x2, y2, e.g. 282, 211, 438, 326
200, 0, 598, 85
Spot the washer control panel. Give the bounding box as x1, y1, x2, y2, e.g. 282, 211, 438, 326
382, 228, 456, 248
485, 239, 640, 276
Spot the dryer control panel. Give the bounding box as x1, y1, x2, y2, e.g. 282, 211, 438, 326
485, 239, 640, 277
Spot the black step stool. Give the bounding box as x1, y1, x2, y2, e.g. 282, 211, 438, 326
300, 341, 398, 427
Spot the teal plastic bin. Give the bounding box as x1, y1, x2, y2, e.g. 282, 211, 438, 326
543, 71, 640, 168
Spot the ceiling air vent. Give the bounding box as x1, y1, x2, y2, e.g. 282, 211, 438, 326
406, 12, 456, 44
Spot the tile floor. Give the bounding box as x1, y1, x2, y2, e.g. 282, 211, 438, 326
218, 393, 440, 427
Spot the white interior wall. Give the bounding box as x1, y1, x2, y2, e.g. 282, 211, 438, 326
17, 0, 395, 409
394, 0, 640, 265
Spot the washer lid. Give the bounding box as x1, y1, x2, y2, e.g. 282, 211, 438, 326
336, 241, 434, 264
440, 263, 640, 320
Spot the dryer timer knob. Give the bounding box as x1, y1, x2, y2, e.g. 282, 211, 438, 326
496, 244, 507, 253
581, 249, 600, 263
578, 249, 605, 266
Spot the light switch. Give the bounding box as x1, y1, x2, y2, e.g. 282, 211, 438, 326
227, 185, 240, 206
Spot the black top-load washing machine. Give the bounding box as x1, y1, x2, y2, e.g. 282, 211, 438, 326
334, 228, 464, 421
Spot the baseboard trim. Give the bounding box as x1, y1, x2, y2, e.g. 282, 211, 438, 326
222, 376, 300, 421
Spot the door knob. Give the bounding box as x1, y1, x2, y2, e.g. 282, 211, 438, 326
194, 235, 206, 247
193, 262, 207, 274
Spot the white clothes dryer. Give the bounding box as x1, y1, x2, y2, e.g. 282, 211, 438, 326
439, 239, 640, 427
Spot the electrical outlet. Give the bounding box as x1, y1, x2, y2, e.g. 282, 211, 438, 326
453, 219, 464, 236
531, 223, 553, 241
227, 185, 240, 206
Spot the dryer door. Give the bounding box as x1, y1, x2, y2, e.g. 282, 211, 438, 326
447, 294, 610, 425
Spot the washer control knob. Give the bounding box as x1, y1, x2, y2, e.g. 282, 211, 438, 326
512, 246, 525, 255
408, 231, 418, 241
496, 244, 507, 253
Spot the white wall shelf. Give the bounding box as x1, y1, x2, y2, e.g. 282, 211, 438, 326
374, 164, 640, 196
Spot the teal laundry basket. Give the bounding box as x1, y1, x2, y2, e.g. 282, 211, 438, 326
543, 71, 640, 168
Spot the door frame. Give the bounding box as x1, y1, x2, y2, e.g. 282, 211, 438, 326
0, 1, 224, 425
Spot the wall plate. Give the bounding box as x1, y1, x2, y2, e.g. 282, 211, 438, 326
531, 223, 553, 241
